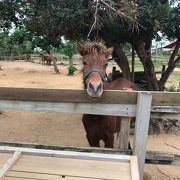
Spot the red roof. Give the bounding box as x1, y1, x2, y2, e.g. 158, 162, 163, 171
163, 41, 177, 49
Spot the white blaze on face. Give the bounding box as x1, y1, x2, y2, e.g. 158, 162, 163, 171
86, 72, 104, 98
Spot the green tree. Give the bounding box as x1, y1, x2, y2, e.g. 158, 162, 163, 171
9, 28, 33, 54
0, 31, 11, 54
62, 42, 77, 75
62, 42, 77, 66
159, 1, 180, 90
0, 28, 33, 55
0, 0, 25, 30
1, 0, 179, 90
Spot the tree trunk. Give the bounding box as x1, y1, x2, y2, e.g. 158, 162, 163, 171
134, 39, 159, 91
50, 55, 60, 74
159, 39, 180, 91
131, 45, 135, 82
145, 38, 152, 57
69, 57, 73, 66
113, 45, 131, 80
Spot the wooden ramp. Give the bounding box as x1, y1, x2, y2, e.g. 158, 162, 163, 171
0, 146, 139, 180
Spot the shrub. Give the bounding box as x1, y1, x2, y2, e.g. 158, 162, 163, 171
68, 65, 77, 76
165, 85, 177, 92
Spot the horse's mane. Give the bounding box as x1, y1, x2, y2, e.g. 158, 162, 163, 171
82, 42, 107, 56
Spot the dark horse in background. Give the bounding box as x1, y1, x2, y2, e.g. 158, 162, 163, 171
77, 42, 137, 148
40, 54, 57, 66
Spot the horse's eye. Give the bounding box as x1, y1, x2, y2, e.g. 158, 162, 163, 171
104, 63, 108, 68
83, 61, 87, 65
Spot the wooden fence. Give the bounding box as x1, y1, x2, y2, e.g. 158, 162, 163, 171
30, 54, 41, 63
0, 87, 179, 180
0, 54, 40, 62
0, 54, 28, 61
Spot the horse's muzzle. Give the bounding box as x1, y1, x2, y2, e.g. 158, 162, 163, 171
87, 81, 103, 98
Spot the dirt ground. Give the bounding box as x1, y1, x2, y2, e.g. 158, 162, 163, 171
0, 61, 180, 180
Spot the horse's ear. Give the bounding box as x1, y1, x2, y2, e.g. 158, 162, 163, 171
105, 47, 114, 58
76, 42, 88, 56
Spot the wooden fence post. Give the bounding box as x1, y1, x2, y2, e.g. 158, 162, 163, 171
133, 92, 152, 180
118, 117, 131, 150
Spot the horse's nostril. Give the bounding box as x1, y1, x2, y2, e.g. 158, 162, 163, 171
89, 82, 94, 90
88, 81, 103, 96
97, 83, 103, 92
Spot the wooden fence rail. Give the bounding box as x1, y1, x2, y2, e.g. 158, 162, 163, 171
0, 87, 179, 180
0, 54, 28, 61
0, 87, 179, 106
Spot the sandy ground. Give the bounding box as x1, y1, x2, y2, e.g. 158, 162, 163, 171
0, 61, 180, 180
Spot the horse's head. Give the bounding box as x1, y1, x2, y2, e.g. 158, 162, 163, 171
39, 53, 44, 57
77, 42, 113, 98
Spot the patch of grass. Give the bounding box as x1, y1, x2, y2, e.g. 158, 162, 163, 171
151, 54, 168, 69
125, 54, 179, 89
153, 59, 164, 68
176, 63, 180, 68
164, 71, 180, 88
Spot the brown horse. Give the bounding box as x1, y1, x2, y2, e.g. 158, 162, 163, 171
77, 42, 137, 148
40, 54, 54, 66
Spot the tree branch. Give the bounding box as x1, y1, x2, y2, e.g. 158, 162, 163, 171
87, 0, 145, 38
159, 39, 180, 91
168, 39, 180, 66
100, 0, 144, 31
87, 0, 100, 38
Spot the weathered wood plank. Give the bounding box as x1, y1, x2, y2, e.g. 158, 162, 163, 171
133, 92, 152, 180
4, 177, 35, 180
151, 113, 180, 120
5, 177, 103, 180
118, 117, 131, 150
0, 141, 132, 155
0, 147, 133, 180
151, 106, 180, 119
0, 87, 179, 106
0, 100, 136, 117
130, 156, 140, 180
151, 106, 180, 113
0, 154, 12, 169
152, 91, 180, 106
0, 87, 137, 104
0, 100, 179, 118
145, 151, 175, 162
0, 151, 21, 179
0, 146, 131, 162
10, 155, 131, 180
0, 141, 175, 163
6, 171, 104, 180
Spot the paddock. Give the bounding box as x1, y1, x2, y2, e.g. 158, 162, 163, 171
0, 87, 179, 180
0, 60, 180, 180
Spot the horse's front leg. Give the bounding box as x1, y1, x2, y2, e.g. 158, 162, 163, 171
82, 114, 100, 147
102, 116, 116, 148
104, 133, 114, 148
86, 134, 100, 147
